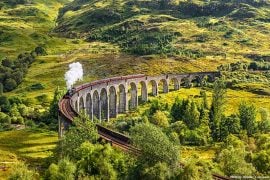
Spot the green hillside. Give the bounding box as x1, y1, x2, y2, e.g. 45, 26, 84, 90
2, 0, 270, 101
56, 0, 270, 61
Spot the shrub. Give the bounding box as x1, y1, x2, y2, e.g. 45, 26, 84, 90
8, 162, 38, 180
34, 46, 47, 56
25, 120, 35, 128
151, 111, 169, 128
4, 78, 17, 91
47, 158, 76, 180
0, 112, 11, 124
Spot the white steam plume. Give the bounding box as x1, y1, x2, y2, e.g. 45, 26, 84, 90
65, 62, 83, 89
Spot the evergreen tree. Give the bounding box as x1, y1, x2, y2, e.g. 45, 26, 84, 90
183, 101, 200, 130
220, 114, 241, 141
200, 90, 209, 110
49, 87, 65, 119
239, 102, 257, 136
0, 83, 3, 95
258, 108, 270, 133
171, 97, 182, 122
209, 78, 226, 141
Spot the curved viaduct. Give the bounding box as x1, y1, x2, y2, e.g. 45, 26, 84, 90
59, 71, 219, 132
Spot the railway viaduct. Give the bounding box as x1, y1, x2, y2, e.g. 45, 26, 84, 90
63, 72, 219, 123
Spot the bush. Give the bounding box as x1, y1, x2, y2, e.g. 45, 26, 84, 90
34, 46, 47, 56
47, 158, 76, 180
0, 95, 11, 112
151, 111, 169, 128
0, 112, 11, 124
38, 122, 48, 129
4, 78, 17, 91
8, 162, 38, 180
252, 150, 270, 175
25, 120, 35, 128
36, 94, 49, 102
0, 50, 36, 92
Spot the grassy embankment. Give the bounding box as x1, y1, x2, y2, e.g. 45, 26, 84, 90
0, 129, 58, 179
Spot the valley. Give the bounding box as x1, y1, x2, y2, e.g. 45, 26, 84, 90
0, 0, 270, 179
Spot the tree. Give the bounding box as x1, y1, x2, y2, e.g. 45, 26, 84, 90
200, 90, 209, 110
239, 102, 257, 136
220, 114, 241, 140
56, 117, 99, 160
179, 157, 212, 180
130, 123, 179, 166
183, 100, 200, 130
149, 99, 168, 116
11, 70, 24, 84
47, 158, 76, 180
4, 78, 17, 91
169, 121, 188, 144
151, 110, 169, 128
142, 162, 171, 180
222, 134, 245, 149
76, 142, 133, 179
0, 95, 11, 112
258, 108, 270, 133
217, 146, 256, 176
171, 97, 183, 122
252, 150, 270, 175
0, 83, 3, 95
209, 78, 227, 141
0, 112, 11, 124
34, 46, 47, 56
2, 57, 13, 68
50, 87, 65, 119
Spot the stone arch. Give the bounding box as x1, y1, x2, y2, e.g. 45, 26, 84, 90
86, 93, 92, 120
75, 100, 78, 112
118, 84, 126, 113
93, 90, 99, 120
204, 74, 214, 82
109, 86, 117, 118
191, 76, 202, 87
129, 82, 138, 110
180, 77, 191, 88
158, 79, 169, 93
138, 81, 148, 103
148, 80, 158, 96
169, 78, 180, 91
100, 88, 108, 121
79, 96, 84, 113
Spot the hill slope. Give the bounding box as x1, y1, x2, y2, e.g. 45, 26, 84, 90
56, 0, 270, 62
2, 0, 270, 101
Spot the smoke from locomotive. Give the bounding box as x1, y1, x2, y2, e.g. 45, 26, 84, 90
65, 62, 83, 90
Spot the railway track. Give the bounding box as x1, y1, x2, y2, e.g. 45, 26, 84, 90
59, 98, 230, 180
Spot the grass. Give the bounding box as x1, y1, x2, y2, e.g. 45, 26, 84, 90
0, 129, 58, 179
56, 0, 270, 58
180, 145, 217, 162
134, 87, 270, 118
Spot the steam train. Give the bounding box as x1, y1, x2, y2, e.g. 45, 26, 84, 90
64, 74, 145, 98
